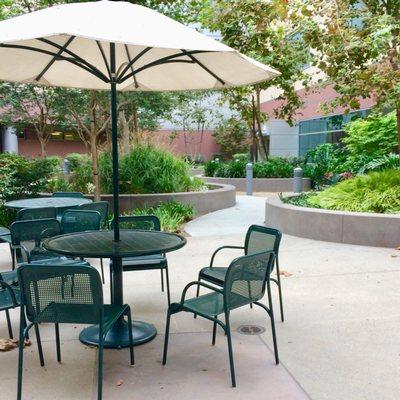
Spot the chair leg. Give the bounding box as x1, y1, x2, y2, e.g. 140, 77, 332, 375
34, 323, 45, 367
162, 309, 171, 365
275, 256, 284, 322
109, 265, 113, 301
160, 269, 165, 292
5, 309, 13, 339
100, 259, 105, 284
225, 314, 236, 388
267, 282, 279, 365
55, 323, 61, 363
10, 244, 15, 270
97, 334, 104, 400
212, 317, 217, 345
17, 309, 25, 400
194, 277, 201, 319
165, 266, 171, 306
126, 309, 135, 365
248, 281, 253, 309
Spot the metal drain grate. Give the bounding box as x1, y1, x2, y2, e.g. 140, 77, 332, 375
237, 325, 266, 335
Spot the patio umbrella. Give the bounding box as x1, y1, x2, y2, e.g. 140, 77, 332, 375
0, 0, 280, 240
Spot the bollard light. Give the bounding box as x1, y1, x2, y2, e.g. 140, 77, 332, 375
246, 162, 253, 196
293, 167, 303, 193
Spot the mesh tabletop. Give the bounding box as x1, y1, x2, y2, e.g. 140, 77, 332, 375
5, 197, 92, 210
42, 229, 186, 258
0, 227, 10, 236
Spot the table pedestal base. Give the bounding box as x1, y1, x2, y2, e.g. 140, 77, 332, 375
79, 320, 157, 348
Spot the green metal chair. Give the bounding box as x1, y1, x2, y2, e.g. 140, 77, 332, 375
16, 263, 134, 400
17, 207, 57, 221
78, 201, 109, 228
0, 275, 20, 339
10, 218, 89, 269
52, 191, 85, 198
163, 250, 279, 387
77, 202, 109, 280
196, 225, 284, 321
60, 209, 104, 282
110, 215, 170, 304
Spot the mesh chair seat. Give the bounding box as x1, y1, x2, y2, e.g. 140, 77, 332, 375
199, 266, 227, 285
0, 270, 18, 285
29, 248, 89, 267
120, 254, 167, 271
0, 286, 20, 310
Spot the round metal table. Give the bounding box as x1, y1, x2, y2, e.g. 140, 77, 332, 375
5, 196, 92, 210
43, 229, 186, 348
0, 227, 10, 236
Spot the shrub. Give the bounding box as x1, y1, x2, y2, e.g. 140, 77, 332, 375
0, 153, 60, 226
343, 112, 398, 159
204, 159, 220, 177
132, 201, 195, 233
307, 169, 400, 213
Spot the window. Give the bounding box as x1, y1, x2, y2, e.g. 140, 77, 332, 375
298, 109, 369, 156
50, 131, 81, 141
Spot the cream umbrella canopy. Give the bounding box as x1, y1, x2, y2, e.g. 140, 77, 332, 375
0, 0, 280, 239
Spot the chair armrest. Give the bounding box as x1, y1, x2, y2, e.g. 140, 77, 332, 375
210, 245, 245, 267
12, 244, 31, 263
180, 281, 223, 304
0, 280, 19, 307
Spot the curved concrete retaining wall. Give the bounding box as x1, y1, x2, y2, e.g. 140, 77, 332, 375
44, 184, 236, 216
265, 196, 400, 248
202, 176, 311, 192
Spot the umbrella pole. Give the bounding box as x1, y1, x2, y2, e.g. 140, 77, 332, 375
110, 42, 120, 242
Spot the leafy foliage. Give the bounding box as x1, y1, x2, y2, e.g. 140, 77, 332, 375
343, 112, 398, 159
306, 170, 400, 213
0, 153, 60, 225
63, 146, 203, 194
133, 201, 194, 233
204, 156, 303, 179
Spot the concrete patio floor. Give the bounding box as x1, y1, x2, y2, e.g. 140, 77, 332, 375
1, 195, 399, 400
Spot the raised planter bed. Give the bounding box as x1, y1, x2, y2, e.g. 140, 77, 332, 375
201, 176, 311, 192
265, 195, 400, 248
43, 184, 236, 216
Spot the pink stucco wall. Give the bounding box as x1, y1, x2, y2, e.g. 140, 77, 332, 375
17, 128, 220, 160
261, 84, 375, 121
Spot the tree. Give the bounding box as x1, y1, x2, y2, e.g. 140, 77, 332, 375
55, 89, 110, 201
302, 0, 400, 152
0, 83, 65, 157
170, 92, 220, 161
197, 0, 312, 160
213, 117, 250, 159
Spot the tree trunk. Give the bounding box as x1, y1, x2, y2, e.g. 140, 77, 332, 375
397, 108, 400, 154
119, 110, 131, 156
38, 136, 47, 158
90, 136, 101, 202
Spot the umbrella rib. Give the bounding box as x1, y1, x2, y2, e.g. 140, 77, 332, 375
0, 43, 108, 82
180, 49, 225, 85
35, 35, 75, 82
117, 46, 152, 82
124, 45, 139, 89
96, 40, 111, 80
119, 50, 212, 84
38, 38, 109, 82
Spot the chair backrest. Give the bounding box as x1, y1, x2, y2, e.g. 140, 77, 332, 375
61, 210, 101, 234
17, 207, 57, 221
17, 263, 103, 325
223, 250, 275, 312
78, 201, 109, 228
11, 218, 61, 247
114, 215, 161, 231
244, 225, 281, 256
10, 218, 61, 264
52, 192, 84, 198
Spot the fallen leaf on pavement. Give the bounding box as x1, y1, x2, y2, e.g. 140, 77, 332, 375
116, 380, 124, 387
279, 270, 293, 277
0, 338, 32, 352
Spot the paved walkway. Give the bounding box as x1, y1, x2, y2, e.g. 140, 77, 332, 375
1, 194, 399, 400
185, 195, 267, 236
